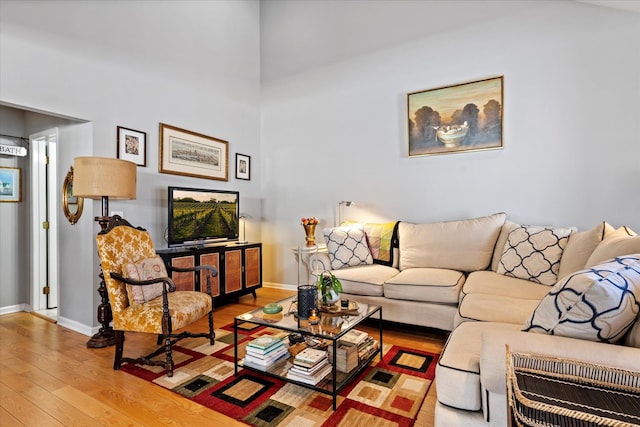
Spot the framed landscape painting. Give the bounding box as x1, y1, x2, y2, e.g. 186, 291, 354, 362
0, 166, 21, 202
408, 76, 504, 157
159, 123, 229, 181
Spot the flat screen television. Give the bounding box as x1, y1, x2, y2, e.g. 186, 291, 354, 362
168, 186, 239, 247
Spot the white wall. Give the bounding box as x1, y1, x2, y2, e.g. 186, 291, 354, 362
0, 0, 261, 330
260, 1, 640, 286
0, 107, 29, 309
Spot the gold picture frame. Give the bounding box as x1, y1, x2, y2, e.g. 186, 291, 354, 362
408, 76, 504, 157
0, 166, 21, 202
159, 123, 229, 181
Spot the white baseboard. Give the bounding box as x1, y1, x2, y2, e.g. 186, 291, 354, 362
263, 282, 296, 291
0, 304, 29, 315
57, 316, 95, 337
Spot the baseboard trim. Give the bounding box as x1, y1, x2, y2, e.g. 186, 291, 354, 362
57, 316, 96, 337
263, 282, 296, 291
0, 303, 29, 315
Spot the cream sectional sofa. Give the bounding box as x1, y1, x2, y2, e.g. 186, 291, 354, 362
315, 213, 640, 426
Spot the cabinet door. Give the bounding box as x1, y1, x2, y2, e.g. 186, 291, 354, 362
224, 249, 242, 294
171, 255, 196, 291
244, 246, 261, 289
199, 252, 220, 297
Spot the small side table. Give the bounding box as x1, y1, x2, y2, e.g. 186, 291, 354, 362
506, 348, 640, 427
292, 245, 328, 285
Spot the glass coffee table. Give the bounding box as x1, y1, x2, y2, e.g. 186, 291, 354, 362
233, 295, 382, 410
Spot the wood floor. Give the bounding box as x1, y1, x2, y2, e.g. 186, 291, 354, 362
0, 287, 447, 426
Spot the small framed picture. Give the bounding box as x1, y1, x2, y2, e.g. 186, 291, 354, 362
0, 166, 22, 202
117, 126, 147, 166
236, 153, 251, 180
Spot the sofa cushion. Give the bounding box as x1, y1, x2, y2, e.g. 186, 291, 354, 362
558, 221, 613, 280
496, 225, 574, 285
436, 321, 522, 411
491, 220, 518, 272
344, 220, 399, 267
399, 212, 506, 272
461, 271, 552, 302
625, 314, 640, 348
122, 255, 167, 305
585, 226, 640, 267
523, 254, 640, 343
384, 268, 465, 304
455, 293, 541, 327
323, 225, 373, 269
330, 264, 398, 297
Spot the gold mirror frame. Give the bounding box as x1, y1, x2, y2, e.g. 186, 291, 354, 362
62, 166, 84, 225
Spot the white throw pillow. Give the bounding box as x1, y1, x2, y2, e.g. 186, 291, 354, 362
497, 225, 574, 285
323, 226, 373, 270
585, 226, 640, 268
523, 254, 640, 343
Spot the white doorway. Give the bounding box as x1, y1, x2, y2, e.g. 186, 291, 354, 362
30, 128, 59, 321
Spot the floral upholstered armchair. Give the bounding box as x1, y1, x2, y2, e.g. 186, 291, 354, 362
95, 216, 216, 377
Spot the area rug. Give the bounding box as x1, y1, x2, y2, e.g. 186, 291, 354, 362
121, 322, 439, 426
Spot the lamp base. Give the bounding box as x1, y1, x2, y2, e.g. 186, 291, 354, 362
87, 328, 116, 348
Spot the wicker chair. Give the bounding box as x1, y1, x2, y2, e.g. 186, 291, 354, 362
95, 216, 215, 377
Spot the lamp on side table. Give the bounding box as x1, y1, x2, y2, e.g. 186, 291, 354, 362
73, 156, 137, 348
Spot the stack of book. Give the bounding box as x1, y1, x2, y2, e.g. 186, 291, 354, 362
243, 336, 289, 371
339, 329, 379, 362
327, 341, 358, 373
286, 347, 332, 385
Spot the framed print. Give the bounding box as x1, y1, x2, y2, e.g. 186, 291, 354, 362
236, 153, 250, 180
117, 126, 147, 166
408, 76, 503, 157
0, 166, 21, 202
159, 123, 229, 181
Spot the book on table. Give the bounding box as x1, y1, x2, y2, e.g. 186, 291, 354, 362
289, 358, 329, 376
286, 363, 332, 385
339, 329, 369, 346
244, 347, 290, 371
243, 335, 290, 371
293, 347, 327, 367
246, 336, 284, 352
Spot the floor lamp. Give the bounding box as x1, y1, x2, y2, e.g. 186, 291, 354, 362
73, 156, 137, 348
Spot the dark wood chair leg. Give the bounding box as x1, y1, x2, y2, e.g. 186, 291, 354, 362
114, 330, 125, 370
208, 310, 215, 345
164, 334, 174, 377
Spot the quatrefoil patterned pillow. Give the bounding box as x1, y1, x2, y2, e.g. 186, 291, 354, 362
323, 226, 373, 270
523, 254, 640, 343
497, 225, 574, 285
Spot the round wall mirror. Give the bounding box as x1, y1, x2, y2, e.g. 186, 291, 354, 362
62, 166, 84, 225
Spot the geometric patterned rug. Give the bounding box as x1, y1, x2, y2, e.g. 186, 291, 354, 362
121, 322, 439, 426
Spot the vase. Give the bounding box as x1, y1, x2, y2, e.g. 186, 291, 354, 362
303, 224, 316, 246
322, 288, 340, 305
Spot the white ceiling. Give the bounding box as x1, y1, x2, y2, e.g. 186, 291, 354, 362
260, 0, 640, 82
578, 0, 640, 13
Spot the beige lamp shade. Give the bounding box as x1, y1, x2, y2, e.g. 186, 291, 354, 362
73, 157, 137, 199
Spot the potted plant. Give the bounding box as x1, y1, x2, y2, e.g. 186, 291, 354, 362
317, 271, 343, 306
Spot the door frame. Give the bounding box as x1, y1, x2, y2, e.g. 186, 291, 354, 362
30, 128, 59, 311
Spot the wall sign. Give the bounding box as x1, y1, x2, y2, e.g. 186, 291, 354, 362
0, 144, 27, 157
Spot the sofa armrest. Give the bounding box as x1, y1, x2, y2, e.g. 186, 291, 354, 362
480, 329, 640, 396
